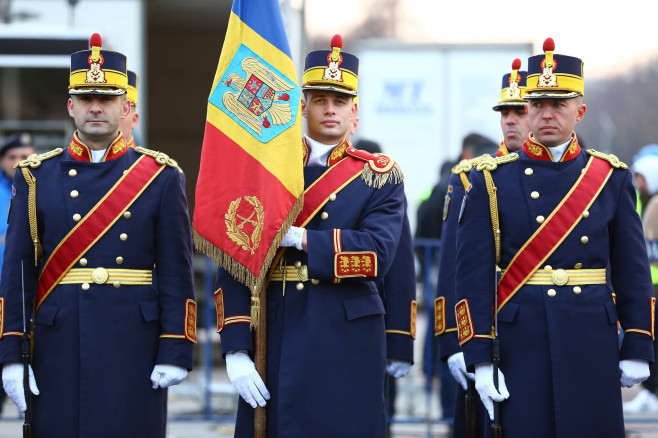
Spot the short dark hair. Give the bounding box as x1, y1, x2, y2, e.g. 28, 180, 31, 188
471, 139, 499, 157
462, 133, 488, 153
354, 139, 382, 154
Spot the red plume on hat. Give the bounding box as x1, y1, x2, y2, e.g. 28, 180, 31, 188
542, 37, 555, 68
543, 38, 555, 52
89, 33, 103, 63
510, 58, 521, 83
328, 34, 343, 63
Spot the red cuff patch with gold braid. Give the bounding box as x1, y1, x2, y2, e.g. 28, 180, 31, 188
215, 288, 225, 333
411, 300, 417, 340
334, 251, 377, 278
434, 297, 445, 336
456, 299, 475, 345
185, 299, 197, 343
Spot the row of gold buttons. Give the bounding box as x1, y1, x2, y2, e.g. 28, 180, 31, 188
546, 286, 582, 297
526, 167, 590, 244
70, 165, 133, 272
319, 193, 338, 221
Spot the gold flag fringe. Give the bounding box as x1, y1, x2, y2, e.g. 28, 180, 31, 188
360, 162, 404, 189
193, 195, 304, 330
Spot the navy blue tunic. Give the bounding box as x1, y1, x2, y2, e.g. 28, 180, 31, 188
217, 155, 408, 438
456, 147, 654, 437
0, 146, 195, 438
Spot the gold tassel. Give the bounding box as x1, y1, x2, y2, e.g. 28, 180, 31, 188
360, 162, 404, 189
250, 294, 260, 330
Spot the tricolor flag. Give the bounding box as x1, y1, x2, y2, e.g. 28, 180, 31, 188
193, 0, 303, 292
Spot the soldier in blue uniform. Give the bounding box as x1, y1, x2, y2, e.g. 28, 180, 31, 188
119, 70, 140, 148
455, 38, 654, 437
435, 58, 529, 436
0, 33, 196, 437
0, 134, 35, 271
0, 133, 35, 415
215, 35, 414, 437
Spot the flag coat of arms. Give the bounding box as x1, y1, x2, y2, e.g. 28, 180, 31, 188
194, 0, 303, 294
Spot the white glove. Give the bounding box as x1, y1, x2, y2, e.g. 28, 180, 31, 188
474, 363, 509, 421
386, 360, 412, 379
2, 362, 39, 413
226, 351, 270, 408
447, 352, 475, 390
150, 364, 188, 389
619, 359, 650, 388
279, 226, 304, 250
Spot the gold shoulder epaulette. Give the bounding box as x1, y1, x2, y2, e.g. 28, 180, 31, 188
452, 154, 490, 175
452, 159, 472, 175
15, 148, 63, 169
475, 152, 519, 172
134, 146, 181, 171
345, 147, 403, 189
586, 149, 628, 169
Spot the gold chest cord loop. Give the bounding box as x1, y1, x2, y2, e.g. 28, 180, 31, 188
483, 169, 501, 265
21, 168, 42, 266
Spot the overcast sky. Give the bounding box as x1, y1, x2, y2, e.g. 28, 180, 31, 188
302, 0, 658, 79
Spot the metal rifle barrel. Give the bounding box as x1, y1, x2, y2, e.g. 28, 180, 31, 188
491, 337, 503, 437
465, 379, 478, 438
21, 261, 32, 437
22, 332, 32, 437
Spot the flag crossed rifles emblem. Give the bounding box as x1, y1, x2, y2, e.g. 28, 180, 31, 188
225, 196, 265, 255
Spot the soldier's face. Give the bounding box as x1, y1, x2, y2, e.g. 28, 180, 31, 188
499, 106, 530, 152
0, 146, 35, 179
302, 90, 356, 145
527, 98, 586, 147
67, 94, 130, 144
118, 102, 139, 141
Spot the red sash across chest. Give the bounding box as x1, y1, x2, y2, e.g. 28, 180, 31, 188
497, 156, 613, 310
35, 155, 165, 312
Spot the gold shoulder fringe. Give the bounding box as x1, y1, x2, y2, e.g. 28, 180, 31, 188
134, 146, 182, 171
193, 195, 304, 330
475, 152, 519, 172
15, 148, 63, 169
586, 149, 628, 169
361, 162, 404, 189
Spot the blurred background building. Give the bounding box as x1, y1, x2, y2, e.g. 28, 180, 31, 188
2, 0, 658, 221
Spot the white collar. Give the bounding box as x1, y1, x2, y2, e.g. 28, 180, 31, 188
547, 138, 572, 162
305, 135, 340, 166
531, 136, 572, 162
90, 149, 107, 163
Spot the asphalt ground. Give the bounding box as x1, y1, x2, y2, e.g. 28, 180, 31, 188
0, 371, 655, 437
0, 310, 656, 436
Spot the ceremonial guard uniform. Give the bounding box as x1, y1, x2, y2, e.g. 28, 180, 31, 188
216, 36, 413, 437
455, 40, 654, 437
435, 59, 527, 437
0, 35, 196, 437
125, 70, 139, 148
381, 210, 416, 367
